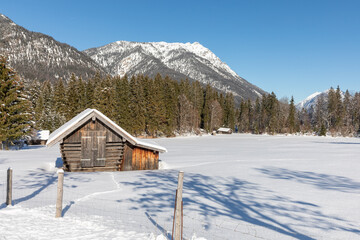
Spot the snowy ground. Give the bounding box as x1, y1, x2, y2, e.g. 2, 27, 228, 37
0, 134, 360, 240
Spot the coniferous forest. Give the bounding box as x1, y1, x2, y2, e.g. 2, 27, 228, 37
27, 73, 360, 137
1, 56, 360, 146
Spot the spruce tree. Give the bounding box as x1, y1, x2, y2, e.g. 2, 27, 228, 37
65, 73, 80, 120
202, 84, 213, 131
343, 90, 352, 134
223, 93, 235, 129
114, 75, 132, 131
253, 97, 261, 133
0, 56, 31, 148
327, 87, 336, 130
129, 76, 145, 135
162, 76, 178, 136
287, 96, 296, 133
334, 86, 344, 131
53, 78, 66, 115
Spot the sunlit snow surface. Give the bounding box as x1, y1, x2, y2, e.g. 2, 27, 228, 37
1, 134, 360, 240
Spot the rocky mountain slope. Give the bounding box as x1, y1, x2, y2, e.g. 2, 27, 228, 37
84, 41, 265, 101
1, 13, 265, 101
0, 14, 105, 83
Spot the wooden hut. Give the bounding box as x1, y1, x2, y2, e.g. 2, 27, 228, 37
46, 109, 167, 172
216, 127, 233, 134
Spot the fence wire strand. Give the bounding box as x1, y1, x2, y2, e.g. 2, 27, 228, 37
0, 171, 348, 240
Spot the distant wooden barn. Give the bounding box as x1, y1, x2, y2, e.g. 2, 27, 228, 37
216, 127, 233, 134
46, 109, 167, 172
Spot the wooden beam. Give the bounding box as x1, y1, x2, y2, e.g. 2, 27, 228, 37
55, 169, 64, 218
6, 168, 12, 206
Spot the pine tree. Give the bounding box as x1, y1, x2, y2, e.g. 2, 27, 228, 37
129, 76, 145, 135
0, 56, 31, 148
53, 78, 66, 115
334, 86, 344, 131
253, 97, 261, 133
152, 74, 167, 135
65, 73, 80, 120
162, 76, 178, 136
223, 92, 235, 129
143, 76, 159, 136
327, 87, 336, 130
315, 94, 327, 135
342, 90, 352, 134
78, 77, 87, 111
202, 84, 213, 131
287, 96, 296, 133
85, 73, 99, 108
114, 75, 132, 131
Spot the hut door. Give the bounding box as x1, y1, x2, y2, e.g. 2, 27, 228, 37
94, 131, 106, 167
81, 131, 106, 168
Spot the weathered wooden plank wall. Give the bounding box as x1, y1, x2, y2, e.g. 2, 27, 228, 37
128, 147, 159, 171
61, 119, 124, 172
59, 118, 159, 172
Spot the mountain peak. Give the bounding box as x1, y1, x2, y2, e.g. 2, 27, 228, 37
83, 40, 265, 101
0, 13, 16, 25
297, 89, 346, 111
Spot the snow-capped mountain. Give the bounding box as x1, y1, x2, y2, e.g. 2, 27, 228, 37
0, 13, 265, 101
296, 91, 324, 111
84, 41, 265, 101
0, 13, 105, 83
296, 89, 345, 111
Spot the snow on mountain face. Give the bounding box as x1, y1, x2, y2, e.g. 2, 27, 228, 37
296, 91, 323, 110
0, 13, 105, 83
84, 41, 265, 101
296, 89, 345, 111
0, 13, 265, 101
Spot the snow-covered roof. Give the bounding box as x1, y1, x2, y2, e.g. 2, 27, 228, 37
34, 130, 50, 140
217, 127, 232, 132
46, 109, 167, 153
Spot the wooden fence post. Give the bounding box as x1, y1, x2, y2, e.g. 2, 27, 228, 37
55, 169, 64, 218
173, 171, 184, 240
6, 167, 12, 206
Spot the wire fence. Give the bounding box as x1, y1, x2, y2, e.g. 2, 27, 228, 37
0, 169, 348, 240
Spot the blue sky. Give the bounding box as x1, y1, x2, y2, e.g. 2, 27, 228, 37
2, 0, 360, 103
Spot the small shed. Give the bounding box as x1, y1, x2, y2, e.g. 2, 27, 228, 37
28, 130, 50, 145
216, 127, 233, 134
46, 109, 167, 172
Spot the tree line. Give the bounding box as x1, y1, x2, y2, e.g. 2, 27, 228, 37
237, 87, 360, 136
1, 55, 360, 148
30, 72, 360, 137
28, 72, 236, 137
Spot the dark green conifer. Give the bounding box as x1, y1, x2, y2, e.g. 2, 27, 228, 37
0, 56, 31, 148
129, 75, 145, 135
287, 96, 296, 133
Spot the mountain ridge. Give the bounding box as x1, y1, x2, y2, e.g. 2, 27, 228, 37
0, 13, 105, 83
1, 13, 265, 101
84, 41, 266, 101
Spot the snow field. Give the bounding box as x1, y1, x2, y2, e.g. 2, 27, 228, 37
1, 134, 360, 239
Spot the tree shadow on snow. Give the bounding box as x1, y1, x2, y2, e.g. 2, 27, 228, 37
120, 170, 359, 240
312, 141, 360, 145
257, 167, 360, 193
12, 170, 57, 205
